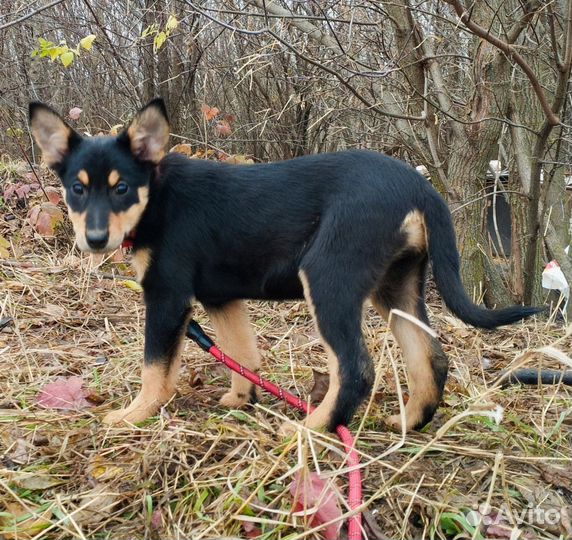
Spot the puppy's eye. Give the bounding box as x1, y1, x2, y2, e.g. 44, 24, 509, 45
115, 181, 129, 195
72, 182, 85, 195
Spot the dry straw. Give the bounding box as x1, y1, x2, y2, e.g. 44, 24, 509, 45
1, 200, 571, 539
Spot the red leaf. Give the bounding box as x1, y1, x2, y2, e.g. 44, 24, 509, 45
201, 103, 219, 121
15, 184, 33, 199
224, 113, 237, 124
27, 205, 41, 225
3, 184, 16, 200
151, 508, 163, 530
45, 187, 62, 205
242, 521, 262, 538
37, 376, 94, 410
28, 202, 64, 237
290, 472, 342, 540
69, 107, 83, 120
214, 120, 232, 137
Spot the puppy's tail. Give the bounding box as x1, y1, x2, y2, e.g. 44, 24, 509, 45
424, 194, 542, 329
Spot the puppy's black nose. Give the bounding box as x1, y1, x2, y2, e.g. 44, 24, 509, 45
86, 230, 109, 250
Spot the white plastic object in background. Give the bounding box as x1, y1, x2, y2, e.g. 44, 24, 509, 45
542, 260, 570, 313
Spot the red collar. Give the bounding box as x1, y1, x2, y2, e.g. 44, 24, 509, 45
121, 230, 136, 249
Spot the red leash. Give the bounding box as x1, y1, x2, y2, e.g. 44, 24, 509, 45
187, 320, 363, 539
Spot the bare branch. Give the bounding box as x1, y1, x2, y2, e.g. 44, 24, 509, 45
444, 0, 561, 125
248, 0, 345, 54
0, 0, 65, 31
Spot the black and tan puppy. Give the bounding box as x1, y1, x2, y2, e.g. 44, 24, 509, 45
29, 99, 539, 431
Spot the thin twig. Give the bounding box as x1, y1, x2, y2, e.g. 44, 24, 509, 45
0, 0, 65, 31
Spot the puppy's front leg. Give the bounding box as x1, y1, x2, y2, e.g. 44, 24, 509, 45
103, 293, 190, 425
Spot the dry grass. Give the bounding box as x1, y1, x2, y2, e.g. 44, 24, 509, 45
1, 172, 571, 540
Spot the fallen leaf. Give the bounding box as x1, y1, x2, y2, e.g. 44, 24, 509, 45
242, 521, 262, 538
36, 376, 94, 410
74, 485, 119, 526
42, 303, 66, 318
290, 471, 342, 540
28, 202, 64, 237
45, 186, 62, 205
538, 464, 572, 490
121, 279, 143, 293
224, 154, 254, 164
0, 502, 52, 539
88, 455, 124, 481
169, 143, 194, 157
309, 369, 329, 403
0, 236, 10, 258
0, 429, 32, 464
514, 476, 569, 535
484, 522, 518, 539
10, 471, 64, 490
68, 107, 83, 120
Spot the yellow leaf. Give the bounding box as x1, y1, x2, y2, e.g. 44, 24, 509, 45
154, 31, 167, 52
0, 236, 10, 258
169, 143, 194, 156
60, 51, 74, 67
121, 279, 143, 293
166, 15, 179, 31
79, 34, 96, 51
109, 124, 123, 136
89, 455, 124, 480
225, 154, 254, 164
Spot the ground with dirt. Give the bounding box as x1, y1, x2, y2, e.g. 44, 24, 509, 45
1, 165, 571, 540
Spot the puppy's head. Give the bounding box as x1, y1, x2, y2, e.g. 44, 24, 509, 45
29, 99, 169, 252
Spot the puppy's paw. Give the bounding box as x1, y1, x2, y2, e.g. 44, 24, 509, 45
385, 413, 413, 433
219, 391, 250, 409
102, 404, 157, 425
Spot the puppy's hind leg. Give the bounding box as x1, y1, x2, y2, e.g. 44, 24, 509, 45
295, 270, 375, 432
206, 301, 261, 408
372, 251, 448, 432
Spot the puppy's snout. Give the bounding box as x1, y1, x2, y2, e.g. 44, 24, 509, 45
86, 229, 109, 250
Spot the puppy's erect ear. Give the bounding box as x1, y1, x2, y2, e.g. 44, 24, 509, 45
126, 98, 170, 163
29, 103, 80, 169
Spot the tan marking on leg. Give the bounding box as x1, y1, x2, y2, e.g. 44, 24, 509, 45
107, 186, 149, 249
206, 301, 261, 408
131, 248, 151, 282
288, 270, 341, 432
103, 313, 188, 425
400, 210, 427, 250
371, 281, 438, 432
108, 169, 120, 187
102, 363, 177, 424
77, 169, 90, 186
